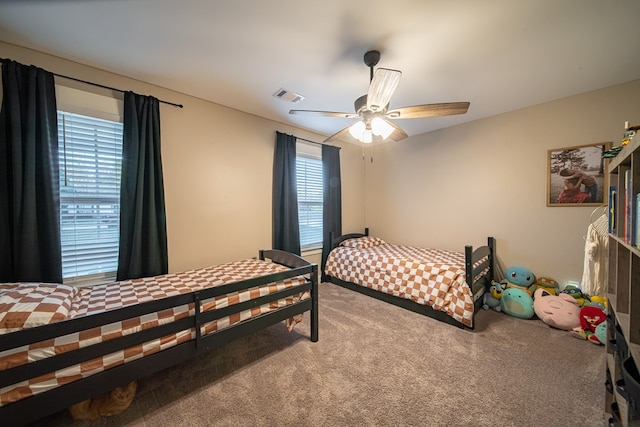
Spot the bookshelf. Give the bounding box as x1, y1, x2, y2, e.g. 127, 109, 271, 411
606, 129, 640, 425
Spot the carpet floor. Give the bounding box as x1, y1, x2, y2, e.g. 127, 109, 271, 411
31, 282, 607, 427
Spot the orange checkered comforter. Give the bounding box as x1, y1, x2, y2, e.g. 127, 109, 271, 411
0, 258, 308, 406
324, 242, 477, 327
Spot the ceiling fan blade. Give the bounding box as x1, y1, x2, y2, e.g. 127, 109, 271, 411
324, 126, 355, 143
289, 109, 359, 119
387, 102, 470, 119
384, 119, 408, 142
367, 68, 402, 113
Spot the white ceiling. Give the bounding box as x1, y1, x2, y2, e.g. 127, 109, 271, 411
1, 0, 640, 140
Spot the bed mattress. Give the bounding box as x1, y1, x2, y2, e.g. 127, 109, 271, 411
325, 240, 481, 327
0, 258, 308, 406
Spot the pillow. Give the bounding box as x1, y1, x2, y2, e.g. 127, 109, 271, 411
340, 236, 386, 249
0, 283, 78, 334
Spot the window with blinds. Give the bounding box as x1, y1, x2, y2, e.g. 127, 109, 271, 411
58, 111, 123, 283
296, 154, 323, 250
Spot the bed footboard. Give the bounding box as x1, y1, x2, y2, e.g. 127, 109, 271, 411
0, 250, 318, 426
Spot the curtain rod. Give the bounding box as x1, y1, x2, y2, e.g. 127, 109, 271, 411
1, 57, 183, 108
292, 135, 341, 149
54, 73, 183, 108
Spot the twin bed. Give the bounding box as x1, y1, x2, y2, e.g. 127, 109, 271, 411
325, 229, 496, 329
0, 232, 494, 424
0, 249, 318, 425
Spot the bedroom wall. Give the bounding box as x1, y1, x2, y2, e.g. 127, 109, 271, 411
364, 78, 640, 288
3, 40, 638, 288
0, 42, 366, 273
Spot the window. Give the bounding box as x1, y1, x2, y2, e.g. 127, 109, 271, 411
296, 148, 323, 251
58, 111, 123, 284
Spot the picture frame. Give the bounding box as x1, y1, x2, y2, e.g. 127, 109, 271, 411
547, 141, 611, 207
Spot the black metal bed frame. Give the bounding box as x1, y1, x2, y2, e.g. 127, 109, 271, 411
326, 229, 495, 330
0, 249, 318, 426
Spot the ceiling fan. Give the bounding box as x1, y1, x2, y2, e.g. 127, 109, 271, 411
289, 50, 470, 144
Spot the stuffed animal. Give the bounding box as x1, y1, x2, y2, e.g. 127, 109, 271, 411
530, 277, 560, 297
594, 321, 607, 344
589, 295, 608, 310
483, 280, 504, 311
504, 266, 535, 295
500, 287, 535, 319
561, 284, 588, 306
533, 288, 581, 330
570, 305, 606, 344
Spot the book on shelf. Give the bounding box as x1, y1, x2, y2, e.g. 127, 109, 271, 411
636, 193, 640, 248
627, 170, 633, 244
623, 169, 634, 244
609, 185, 617, 234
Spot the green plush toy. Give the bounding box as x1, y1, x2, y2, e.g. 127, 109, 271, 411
530, 277, 560, 296
561, 284, 589, 307
500, 287, 535, 319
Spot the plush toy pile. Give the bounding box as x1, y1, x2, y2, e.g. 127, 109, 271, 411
483, 266, 607, 344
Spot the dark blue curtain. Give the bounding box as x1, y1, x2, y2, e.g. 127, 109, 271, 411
272, 131, 300, 255
117, 91, 168, 280
0, 59, 62, 283
321, 144, 341, 281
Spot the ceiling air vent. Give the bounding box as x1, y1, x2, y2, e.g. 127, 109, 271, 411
273, 88, 305, 103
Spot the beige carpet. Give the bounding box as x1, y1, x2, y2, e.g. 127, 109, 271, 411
31, 282, 606, 427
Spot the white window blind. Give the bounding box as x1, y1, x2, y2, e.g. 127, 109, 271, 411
296, 154, 323, 250
58, 111, 123, 283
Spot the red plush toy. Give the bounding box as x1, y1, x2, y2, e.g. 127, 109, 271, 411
570, 305, 606, 344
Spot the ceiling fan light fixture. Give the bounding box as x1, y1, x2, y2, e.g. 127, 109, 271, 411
362, 128, 372, 143
371, 117, 394, 139
348, 120, 375, 143
348, 120, 365, 139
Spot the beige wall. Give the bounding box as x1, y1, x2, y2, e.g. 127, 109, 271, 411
364, 79, 640, 287
3, 41, 638, 289
0, 42, 365, 273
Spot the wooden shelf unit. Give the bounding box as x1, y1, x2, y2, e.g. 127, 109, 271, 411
606, 131, 640, 425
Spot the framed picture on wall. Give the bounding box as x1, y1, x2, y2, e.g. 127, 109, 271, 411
547, 141, 611, 207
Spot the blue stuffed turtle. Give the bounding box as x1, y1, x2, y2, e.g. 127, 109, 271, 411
504, 265, 535, 295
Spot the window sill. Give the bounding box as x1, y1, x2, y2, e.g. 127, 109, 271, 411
301, 248, 322, 257
64, 272, 116, 287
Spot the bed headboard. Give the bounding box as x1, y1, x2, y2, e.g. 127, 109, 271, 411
464, 236, 496, 290
330, 228, 369, 249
